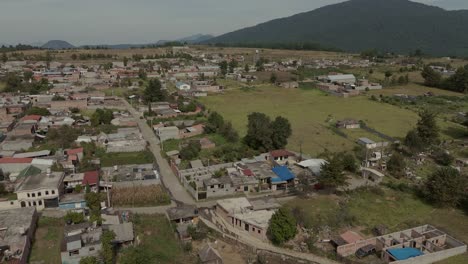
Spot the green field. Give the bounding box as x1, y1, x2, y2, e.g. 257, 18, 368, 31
200, 85, 417, 155
119, 214, 193, 263
200, 84, 464, 155
100, 150, 154, 167
29, 217, 64, 264
0, 82, 5, 92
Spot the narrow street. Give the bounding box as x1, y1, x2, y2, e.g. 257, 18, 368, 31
122, 99, 195, 205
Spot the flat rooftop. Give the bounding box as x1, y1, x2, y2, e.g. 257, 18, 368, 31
232, 210, 275, 229
217, 197, 252, 214
0, 207, 36, 256
16, 171, 64, 192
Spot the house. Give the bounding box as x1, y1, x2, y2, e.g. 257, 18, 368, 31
176, 82, 191, 91
325, 74, 356, 84
82, 171, 99, 192
215, 197, 276, 241
271, 166, 296, 191
0, 207, 38, 264
358, 137, 377, 149
15, 171, 65, 211
335, 225, 467, 264
198, 244, 223, 264
296, 159, 327, 176
60, 225, 102, 264
167, 205, 199, 225
336, 119, 360, 129
269, 149, 295, 165
107, 223, 134, 245
59, 193, 87, 211
156, 126, 179, 142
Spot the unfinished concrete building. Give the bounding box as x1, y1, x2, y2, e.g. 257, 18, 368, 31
336, 225, 467, 264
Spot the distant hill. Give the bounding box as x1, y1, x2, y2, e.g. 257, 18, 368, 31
430, 0, 468, 10
42, 40, 75, 50
81, 34, 214, 49
207, 0, 468, 56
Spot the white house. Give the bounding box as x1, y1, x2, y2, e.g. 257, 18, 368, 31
176, 82, 191, 91
15, 171, 65, 211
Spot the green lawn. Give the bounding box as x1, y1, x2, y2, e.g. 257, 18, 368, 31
29, 217, 64, 264
0, 82, 6, 92
200, 85, 420, 155
100, 150, 154, 167
119, 214, 193, 263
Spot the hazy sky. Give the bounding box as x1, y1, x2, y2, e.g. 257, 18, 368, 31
0, 0, 461, 45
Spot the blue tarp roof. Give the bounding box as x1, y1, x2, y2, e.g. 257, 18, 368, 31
387, 248, 424, 261
272, 166, 295, 182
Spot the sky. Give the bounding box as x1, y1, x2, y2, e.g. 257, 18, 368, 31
0, 0, 464, 46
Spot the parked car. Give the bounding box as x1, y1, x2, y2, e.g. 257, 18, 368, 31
356, 245, 376, 258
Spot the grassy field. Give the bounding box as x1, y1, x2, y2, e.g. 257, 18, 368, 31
367, 83, 463, 97
100, 150, 154, 167
0, 82, 6, 92
200, 85, 420, 155
119, 214, 194, 263
200, 84, 464, 155
29, 217, 64, 264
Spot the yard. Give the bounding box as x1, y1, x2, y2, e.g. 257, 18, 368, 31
284, 188, 468, 263
111, 185, 170, 207
118, 214, 195, 263
99, 150, 154, 167
29, 217, 64, 264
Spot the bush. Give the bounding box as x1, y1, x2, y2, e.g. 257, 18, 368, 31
65, 211, 85, 224
267, 207, 297, 245
433, 150, 454, 166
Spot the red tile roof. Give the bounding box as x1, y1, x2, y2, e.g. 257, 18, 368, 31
68, 154, 78, 161
66, 148, 84, 155
0, 157, 33, 164
243, 169, 254, 177
22, 115, 42, 122
270, 149, 295, 158
82, 171, 99, 186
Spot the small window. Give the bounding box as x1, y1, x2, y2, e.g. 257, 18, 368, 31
32, 193, 35, 197
39, 201, 42, 206
258, 230, 261, 234
33, 201, 36, 206
45, 191, 49, 195
252, 227, 256, 232
10, 201, 14, 205
38, 192, 41, 197
52, 190, 55, 195
28, 202, 31, 206
27, 193, 30, 197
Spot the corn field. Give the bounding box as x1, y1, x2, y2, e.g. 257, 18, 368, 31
111, 185, 170, 207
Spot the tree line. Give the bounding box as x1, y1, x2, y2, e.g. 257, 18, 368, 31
421, 64, 468, 93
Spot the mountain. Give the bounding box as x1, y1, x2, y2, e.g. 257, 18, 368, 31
207, 0, 468, 56
42, 40, 75, 49
430, 0, 468, 10
157, 34, 214, 45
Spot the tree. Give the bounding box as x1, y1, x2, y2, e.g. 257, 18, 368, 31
421, 65, 442, 87
267, 207, 297, 245
387, 152, 406, 178
319, 156, 347, 189
416, 110, 439, 145
340, 153, 358, 173
23, 71, 34, 81
65, 211, 85, 224
120, 247, 152, 264
101, 230, 116, 264
91, 109, 114, 126
138, 68, 147, 80
1, 52, 7, 63
123, 56, 128, 67
270, 73, 278, 84
205, 112, 225, 133
219, 61, 228, 76
143, 78, 166, 103
424, 167, 467, 207
25, 107, 50, 116
220, 122, 239, 143
180, 141, 202, 161
433, 149, 454, 166
244, 112, 273, 151
45, 51, 52, 69
244, 64, 250, 72
79, 257, 99, 264
85, 192, 102, 224
270, 116, 292, 149
228, 59, 238, 73
404, 129, 425, 153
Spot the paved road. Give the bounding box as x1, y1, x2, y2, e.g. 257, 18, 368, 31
122, 100, 195, 205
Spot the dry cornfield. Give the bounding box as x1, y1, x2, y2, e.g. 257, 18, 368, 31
111, 185, 170, 207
